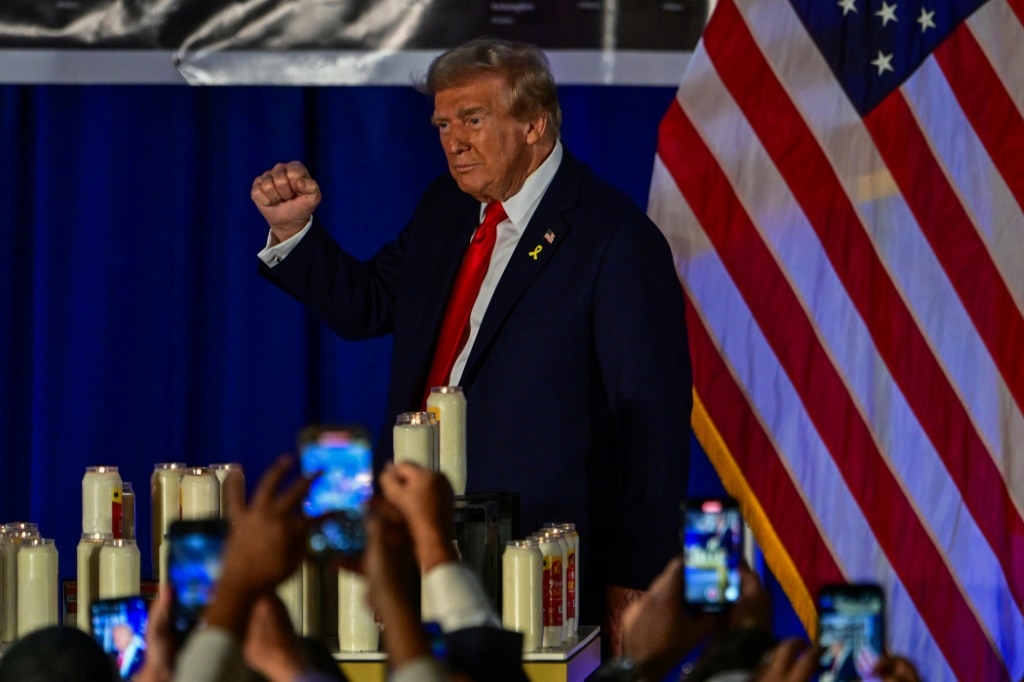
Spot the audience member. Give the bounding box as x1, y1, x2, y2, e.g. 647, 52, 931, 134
157, 454, 324, 682
124, 454, 926, 682
241, 595, 347, 682
0, 625, 117, 682
370, 461, 527, 682
591, 555, 923, 682
138, 455, 524, 682
136, 585, 175, 682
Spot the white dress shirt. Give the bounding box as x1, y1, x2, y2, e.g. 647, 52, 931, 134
258, 141, 565, 386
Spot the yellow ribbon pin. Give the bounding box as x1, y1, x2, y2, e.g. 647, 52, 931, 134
529, 245, 543, 260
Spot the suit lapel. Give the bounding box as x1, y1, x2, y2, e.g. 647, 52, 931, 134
461, 152, 583, 385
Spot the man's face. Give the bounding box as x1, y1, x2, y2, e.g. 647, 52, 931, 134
112, 624, 132, 650
432, 73, 540, 203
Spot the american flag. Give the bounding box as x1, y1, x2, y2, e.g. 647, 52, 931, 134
648, 1, 1024, 680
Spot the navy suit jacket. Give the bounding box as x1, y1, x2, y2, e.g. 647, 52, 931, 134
261, 148, 691, 620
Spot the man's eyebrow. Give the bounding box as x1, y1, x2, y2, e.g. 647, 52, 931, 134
458, 105, 487, 118
431, 105, 488, 125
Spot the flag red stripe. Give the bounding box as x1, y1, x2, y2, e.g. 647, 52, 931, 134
707, 0, 1024, 621
932, 23, 1024, 388
863, 90, 1024, 598
658, 92, 1006, 680
684, 294, 846, 593
1008, 0, 1024, 27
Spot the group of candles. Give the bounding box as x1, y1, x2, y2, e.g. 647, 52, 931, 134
0, 522, 57, 644
308, 387, 589, 654
394, 386, 468, 494
502, 523, 580, 651
0, 465, 140, 644
0, 462, 245, 645
2, 385, 586, 655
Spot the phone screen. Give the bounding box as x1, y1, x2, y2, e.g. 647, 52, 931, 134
818, 584, 885, 682
300, 426, 374, 559
682, 498, 743, 610
91, 595, 148, 679
167, 519, 228, 639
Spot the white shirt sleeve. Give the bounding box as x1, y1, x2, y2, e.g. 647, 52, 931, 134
420, 562, 501, 632
257, 217, 314, 267
172, 626, 248, 682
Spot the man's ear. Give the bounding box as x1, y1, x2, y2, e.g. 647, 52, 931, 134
524, 112, 549, 145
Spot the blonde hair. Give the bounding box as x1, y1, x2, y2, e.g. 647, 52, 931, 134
420, 38, 562, 135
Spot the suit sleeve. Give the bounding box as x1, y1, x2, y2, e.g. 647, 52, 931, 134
592, 216, 692, 589
259, 219, 408, 341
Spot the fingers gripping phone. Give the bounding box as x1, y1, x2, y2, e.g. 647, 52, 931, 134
682, 497, 744, 611
298, 425, 374, 560
817, 583, 885, 682
91, 595, 148, 680
166, 518, 228, 640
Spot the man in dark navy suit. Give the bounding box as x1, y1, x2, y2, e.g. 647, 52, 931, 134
112, 623, 146, 680
251, 38, 691, 652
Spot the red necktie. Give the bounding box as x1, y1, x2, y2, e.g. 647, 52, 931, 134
424, 202, 507, 400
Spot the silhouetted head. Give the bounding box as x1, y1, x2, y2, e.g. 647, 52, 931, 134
0, 625, 117, 682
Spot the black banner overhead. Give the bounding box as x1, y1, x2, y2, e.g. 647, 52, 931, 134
0, 0, 707, 85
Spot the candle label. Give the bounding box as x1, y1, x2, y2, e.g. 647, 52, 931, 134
111, 488, 123, 539
566, 549, 576, 620
542, 555, 563, 626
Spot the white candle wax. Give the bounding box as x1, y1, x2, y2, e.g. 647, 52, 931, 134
393, 413, 435, 470
180, 468, 220, 520
99, 539, 140, 598
2, 523, 40, 643
82, 466, 122, 536
17, 538, 58, 637
76, 533, 109, 634
426, 386, 468, 495
151, 463, 185, 580
502, 539, 543, 652
337, 568, 378, 652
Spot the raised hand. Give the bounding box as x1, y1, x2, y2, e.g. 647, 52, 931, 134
251, 161, 322, 244
377, 462, 458, 572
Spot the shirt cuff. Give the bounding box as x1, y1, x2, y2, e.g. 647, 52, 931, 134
257, 216, 313, 266
421, 562, 500, 632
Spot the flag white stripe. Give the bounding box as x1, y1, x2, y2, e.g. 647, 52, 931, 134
735, 0, 1024, 515
903, 56, 1024, 316
673, 37, 1024, 669
968, 0, 1024, 119
898, 59, 1024, 499
652, 155, 957, 680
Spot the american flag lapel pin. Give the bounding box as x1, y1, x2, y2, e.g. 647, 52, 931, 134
544, 229, 556, 244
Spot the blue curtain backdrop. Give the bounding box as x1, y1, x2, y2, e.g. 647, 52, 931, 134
0, 82, 800, 637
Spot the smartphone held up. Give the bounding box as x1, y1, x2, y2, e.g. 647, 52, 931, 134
298, 425, 374, 561
166, 518, 228, 641
682, 497, 744, 611
818, 583, 885, 682
90, 595, 148, 680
